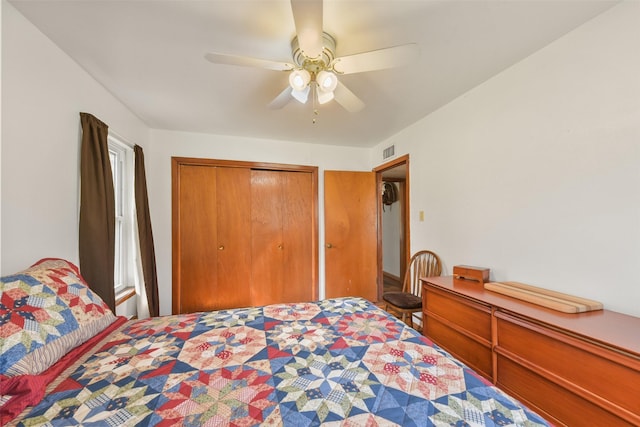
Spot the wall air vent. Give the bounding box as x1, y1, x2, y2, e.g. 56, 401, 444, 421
383, 145, 395, 159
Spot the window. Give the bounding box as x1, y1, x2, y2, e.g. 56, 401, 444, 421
108, 136, 135, 294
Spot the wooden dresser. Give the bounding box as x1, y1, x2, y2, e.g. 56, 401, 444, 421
422, 276, 640, 426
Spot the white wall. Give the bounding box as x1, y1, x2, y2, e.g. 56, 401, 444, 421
382, 187, 402, 276
146, 130, 371, 315
372, 1, 640, 317
1, 1, 149, 275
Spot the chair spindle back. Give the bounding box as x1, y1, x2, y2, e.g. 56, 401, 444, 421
402, 250, 442, 296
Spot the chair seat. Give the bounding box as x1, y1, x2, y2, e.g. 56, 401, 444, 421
382, 292, 422, 310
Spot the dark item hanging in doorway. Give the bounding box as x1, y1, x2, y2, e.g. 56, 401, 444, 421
382, 182, 398, 211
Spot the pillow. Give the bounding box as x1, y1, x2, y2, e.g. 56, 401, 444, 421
0, 258, 117, 376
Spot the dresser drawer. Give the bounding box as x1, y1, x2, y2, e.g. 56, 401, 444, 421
423, 285, 491, 341
497, 354, 637, 426
424, 315, 493, 380
495, 310, 640, 424
423, 284, 493, 380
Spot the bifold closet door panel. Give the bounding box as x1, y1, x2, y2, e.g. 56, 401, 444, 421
282, 171, 314, 303
251, 169, 314, 306
251, 170, 285, 306
175, 165, 252, 313
215, 167, 252, 309
176, 165, 218, 313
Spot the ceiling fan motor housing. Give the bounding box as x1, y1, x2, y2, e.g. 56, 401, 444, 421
291, 32, 337, 75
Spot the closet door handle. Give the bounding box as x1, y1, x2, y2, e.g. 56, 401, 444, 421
278, 244, 283, 250
218, 245, 224, 250
326, 243, 333, 249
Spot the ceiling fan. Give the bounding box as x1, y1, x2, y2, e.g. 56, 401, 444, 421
204, 0, 418, 113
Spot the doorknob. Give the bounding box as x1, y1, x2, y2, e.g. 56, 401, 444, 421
326, 243, 333, 249
278, 244, 283, 250
218, 245, 224, 250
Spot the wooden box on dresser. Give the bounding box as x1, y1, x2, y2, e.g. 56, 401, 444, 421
422, 276, 640, 426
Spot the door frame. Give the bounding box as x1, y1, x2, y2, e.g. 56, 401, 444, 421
373, 154, 410, 300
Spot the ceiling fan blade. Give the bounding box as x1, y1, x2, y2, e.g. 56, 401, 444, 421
290, 0, 323, 59
333, 81, 365, 113
268, 86, 293, 109
332, 43, 419, 75
205, 52, 294, 71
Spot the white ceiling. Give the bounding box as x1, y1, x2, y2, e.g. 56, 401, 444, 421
9, 0, 617, 148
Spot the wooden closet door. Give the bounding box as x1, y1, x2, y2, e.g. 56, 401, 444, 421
173, 164, 251, 313
174, 157, 318, 313
175, 165, 218, 313
282, 171, 314, 303
215, 167, 252, 309
251, 170, 284, 306
251, 169, 314, 306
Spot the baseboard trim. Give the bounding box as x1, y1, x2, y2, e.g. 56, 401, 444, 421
383, 271, 401, 286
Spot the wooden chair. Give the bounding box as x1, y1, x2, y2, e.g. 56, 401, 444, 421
382, 250, 442, 329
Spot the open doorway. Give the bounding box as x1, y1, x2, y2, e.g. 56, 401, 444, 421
374, 155, 410, 300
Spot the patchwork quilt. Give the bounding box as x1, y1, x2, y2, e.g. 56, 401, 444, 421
10, 298, 549, 426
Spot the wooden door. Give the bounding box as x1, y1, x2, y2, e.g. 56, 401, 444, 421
251, 170, 284, 306
282, 171, 314, 303
173, 164, 251, 313
215, 167, 252, 309
324, 171, 378, 301
174, 164, 218, 313
251, 170, 314, 305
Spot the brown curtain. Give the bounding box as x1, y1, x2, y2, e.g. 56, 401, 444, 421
79, 112, 116, 311
134, 145, 160, 317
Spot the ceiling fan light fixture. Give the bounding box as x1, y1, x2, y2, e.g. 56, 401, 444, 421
316, 87, 334, 104
316, 70, 338, 93
291, 85, 310, 104
289, 69, 311, 91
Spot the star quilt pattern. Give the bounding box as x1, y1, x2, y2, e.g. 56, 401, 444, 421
12, 298, 549, 426
0, 259, 116, 376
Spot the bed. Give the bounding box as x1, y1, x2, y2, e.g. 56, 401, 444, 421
1, 259, 549, 426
